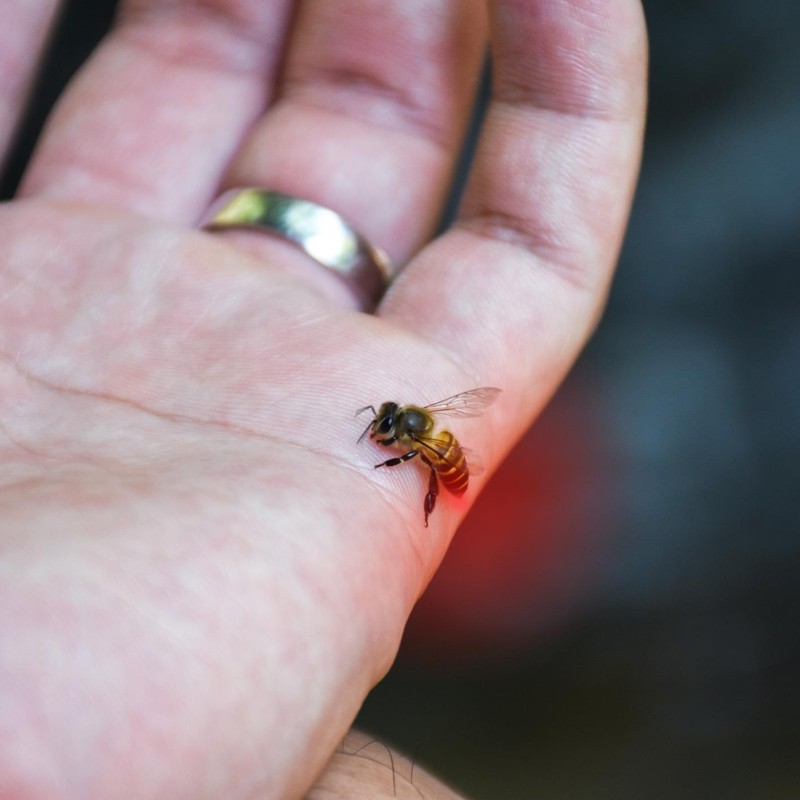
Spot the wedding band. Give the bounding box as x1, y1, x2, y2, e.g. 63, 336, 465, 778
201, 188, 393, 306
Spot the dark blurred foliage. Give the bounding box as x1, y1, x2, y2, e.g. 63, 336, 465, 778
6, 2, 798, 798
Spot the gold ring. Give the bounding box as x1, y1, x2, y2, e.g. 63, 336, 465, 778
201, 188, 393, 306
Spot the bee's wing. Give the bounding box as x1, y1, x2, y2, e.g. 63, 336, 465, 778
423, 387, 501, 417
461, 446, 484, 478
411, 432, 461, 465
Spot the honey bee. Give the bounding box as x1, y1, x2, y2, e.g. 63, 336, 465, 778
357, 387, 500, 526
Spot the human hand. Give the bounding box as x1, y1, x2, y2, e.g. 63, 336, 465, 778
0, 1, 646, 797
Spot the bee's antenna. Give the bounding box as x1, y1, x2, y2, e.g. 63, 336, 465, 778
357, 418, 375, 444
356, 405, 376, 444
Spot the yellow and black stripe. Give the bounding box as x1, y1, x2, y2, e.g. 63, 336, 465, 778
420, 430, 469, 496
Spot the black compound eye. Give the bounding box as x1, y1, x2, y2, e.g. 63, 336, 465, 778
377, 416, 394, 434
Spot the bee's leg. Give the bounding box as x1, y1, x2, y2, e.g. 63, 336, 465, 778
374, 450, 418, 468
423, 467, 439, 527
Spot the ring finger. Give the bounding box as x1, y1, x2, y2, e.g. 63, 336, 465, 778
218, 0, 487, 268
20, 0, 487, 302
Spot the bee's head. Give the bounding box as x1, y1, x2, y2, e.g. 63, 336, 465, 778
356, 401, 398, 444
372, 402, 399, 440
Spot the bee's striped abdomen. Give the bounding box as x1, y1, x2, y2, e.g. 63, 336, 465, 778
432, 430, 469, 496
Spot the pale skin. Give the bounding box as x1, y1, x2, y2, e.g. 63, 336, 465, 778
0, 1, 647, 798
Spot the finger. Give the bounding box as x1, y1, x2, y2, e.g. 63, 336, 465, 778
18, 0, 294, 219
381, 0, 647, 427
0, 0, 62, 169
207, 0, 488, 296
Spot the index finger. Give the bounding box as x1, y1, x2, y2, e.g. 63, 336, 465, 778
381, 0, 647, 428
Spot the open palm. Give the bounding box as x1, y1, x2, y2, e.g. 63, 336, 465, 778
0, 2, 646, 798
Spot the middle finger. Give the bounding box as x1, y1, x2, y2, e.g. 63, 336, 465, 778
212, 0, 488, 271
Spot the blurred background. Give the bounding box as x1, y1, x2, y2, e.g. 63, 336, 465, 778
5, 2, 797, 798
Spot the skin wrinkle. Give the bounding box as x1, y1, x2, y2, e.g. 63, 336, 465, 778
0, 345, 434, 566
280, 1, 484, 144
491, 0, 642, 119
457, 113, 641, 291
0, 414, 42, 458
280, 70, 461, 153
0, 231, 69, 309
494, 54, 634, 122
0, 346, 344, 467
117, 1, 283, 74
455, 214, 595, 291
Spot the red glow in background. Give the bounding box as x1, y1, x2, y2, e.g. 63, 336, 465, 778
404, 380, 612, 665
